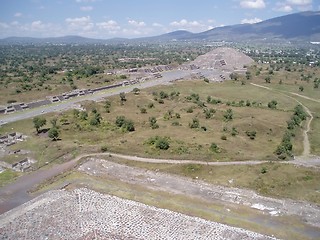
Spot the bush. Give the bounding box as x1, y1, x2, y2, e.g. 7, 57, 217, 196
221, 135, 227, 140
268, 100, 278, 109
148, 102, 154, 108
115, 116, 135, 132
140, 107, 147, 114
210, 143, 220, 153
186, 107, 194, 113
231, 127, 238, 136
223, 109, 233, 121
146, 136, 170, 150
189, 118, 200, 129
261, 167, 267, 174
246, 130, 257, 140
172, 121, 180, 126
100, 146, 108, 152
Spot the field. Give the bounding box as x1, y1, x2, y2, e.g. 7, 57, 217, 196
1, 50, 320, 240
1, 80, 297, 162
1, 61, 319, 190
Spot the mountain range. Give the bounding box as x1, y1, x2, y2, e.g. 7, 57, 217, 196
1, 11, 319, 45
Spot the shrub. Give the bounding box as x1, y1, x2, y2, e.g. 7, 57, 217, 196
172, 121, 180, 126
189, 118, 200, 129
186, 107, 194, 113
261, 167, 267, 174
100, 146, 108, 152
231, 127, 238, 136
148, 102, 154, 108
115, 116, 135, 132
146, 136, 170, 150
210, 143, 220, 153
223, 109, 233, 121
140, 107, 147, 114
221, 135, 227, 140
159, 91, 168, 99
268, 100, 278, 109
246, 130, 257, 140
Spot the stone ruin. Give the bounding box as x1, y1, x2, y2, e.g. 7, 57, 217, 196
0, 132, 36, 172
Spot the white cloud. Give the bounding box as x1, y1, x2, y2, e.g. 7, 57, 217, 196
241, 17, 262, 24
275, 4, 293, 12
80, 6, 93, 11
0, 22, 9, 29
169, 19, 211, 32
65, 16, 94, 31
14, 12, 22, 17
286, 0, 312, 6
274, 0, 313, 12
240, 0, 266, 9
96, 20, 120, 31
152, 23, 163, 27
170, 19, 202, 27
128, 20, 146, 27
31, 20, 46, 30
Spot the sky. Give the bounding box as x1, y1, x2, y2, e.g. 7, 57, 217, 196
0, 0, 319, 39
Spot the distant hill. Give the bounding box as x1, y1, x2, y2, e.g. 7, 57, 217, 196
0, 35, 108, 45
139, 11, 320, 42
195, 11, 320, 41
0, 11, 319, 45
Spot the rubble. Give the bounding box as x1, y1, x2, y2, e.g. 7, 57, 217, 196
0, 188, 277, 240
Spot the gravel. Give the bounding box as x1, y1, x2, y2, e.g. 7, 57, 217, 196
0, 188, 277, 240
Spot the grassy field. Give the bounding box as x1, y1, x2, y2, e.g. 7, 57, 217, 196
0, 74, 310, 164
0, 170, 21, 187
50, 79, 298, 161
1, 64, 319, 192
0, 73, 123, 106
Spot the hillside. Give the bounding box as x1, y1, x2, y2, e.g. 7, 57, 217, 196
196, 11, 320, 41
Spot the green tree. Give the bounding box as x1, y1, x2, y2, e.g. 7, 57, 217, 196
48, 127, 59, 141
120, 92, 126, 104
265, 76, 271, 83
50, 118, 58, 128
79, 111, 88, 120
33, 116, 46, 133
90, 111, 102, 126
115, 116, 135, 132
104, 100, 111, 113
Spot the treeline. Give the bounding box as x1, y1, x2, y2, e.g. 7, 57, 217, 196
275, 104, 308, 159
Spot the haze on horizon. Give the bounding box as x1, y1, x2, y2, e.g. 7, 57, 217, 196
0, 0, 319, 39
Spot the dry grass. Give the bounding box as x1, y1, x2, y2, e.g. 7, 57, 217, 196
55, 80, 295, 161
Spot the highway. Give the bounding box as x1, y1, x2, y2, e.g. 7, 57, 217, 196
0, 70, 196, 126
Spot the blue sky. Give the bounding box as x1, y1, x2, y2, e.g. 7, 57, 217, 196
0, 0, 318, 39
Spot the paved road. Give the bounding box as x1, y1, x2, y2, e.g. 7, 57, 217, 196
0, 70, 196, 126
